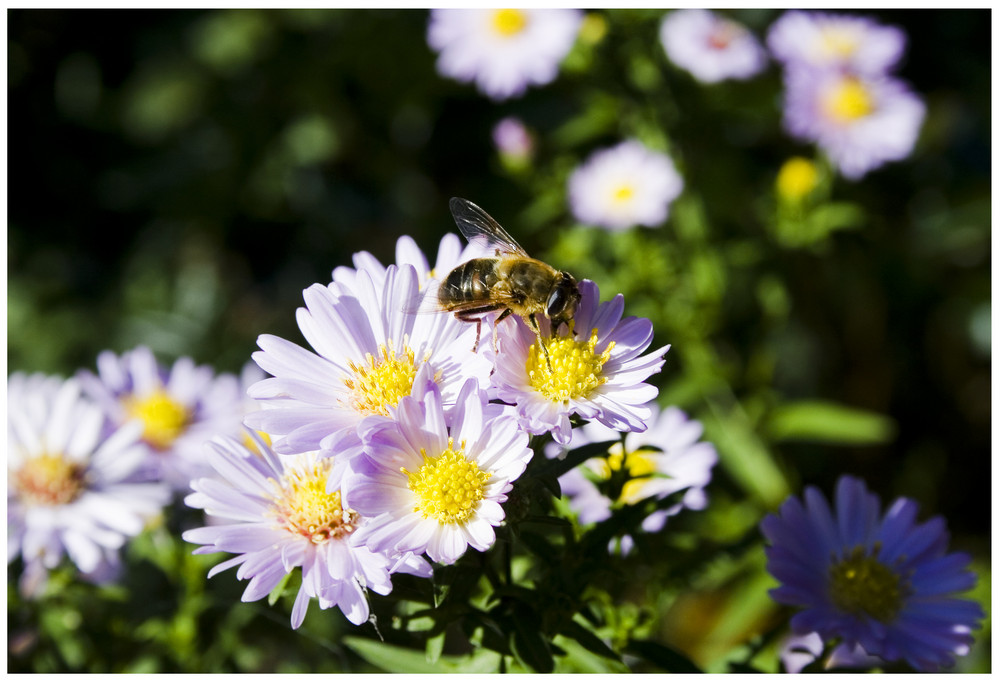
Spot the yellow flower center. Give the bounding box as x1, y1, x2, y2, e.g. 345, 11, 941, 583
492, 8, 528, 37
13, 453, 87, 506
829, 545, 907, 622
343, 341, 419, 417
822, 76, 875, 123
612, 184, 635, 203
819, 26, 860, 60
591, 445, 659, 504
269, 458, 357, 544
125, 389, 190, 450
403, 438, 491, 525
776, 157, 819, 202
527, 328, 615, 402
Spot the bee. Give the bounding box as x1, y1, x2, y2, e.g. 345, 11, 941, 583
436, 197, 581, 371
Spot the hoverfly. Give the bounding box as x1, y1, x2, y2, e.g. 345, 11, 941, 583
436, 197, 581, 371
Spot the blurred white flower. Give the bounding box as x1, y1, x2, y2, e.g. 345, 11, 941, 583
427, 9, 582, 101
660, 9, 767, 83
568, 140, 683, 230
8, 373, 169, 596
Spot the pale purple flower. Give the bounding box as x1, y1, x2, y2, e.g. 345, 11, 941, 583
768, 11, 907, 75
762, 475, 985, 672
8, 373, 169, 596
77, 346, 245, 491
245, 263, 494, 486
552, 405, 716, 529
427, 9, 583, 101
489, 279, 669, 445
568, 140, 684, 230
345, 378, 533, 565
782, 68, 925, 179
659, 9, 767, 84
183, 433, 430, 629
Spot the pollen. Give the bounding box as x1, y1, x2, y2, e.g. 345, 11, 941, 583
527, 328, 615, 402
13, 453, 88, 507
342, 340, 418, 417
492, 8, 528, 37
829, 545, 908, 623
124, 389, 190, 450
776, 157, 819, 202
822, 76, 875, 123
403, 438, 491, 525
268, 458, 357, 544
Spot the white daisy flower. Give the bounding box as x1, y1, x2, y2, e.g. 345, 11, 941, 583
345, 378, 533, 565
245, 263, 494, 486
427, 8, 583, 101
568, 140, 684, 231
489, 279, 669, 445
8, 373, 169, 596
659, 9, 767, 84
77, 346, 246, 491
184, 434, 430, 629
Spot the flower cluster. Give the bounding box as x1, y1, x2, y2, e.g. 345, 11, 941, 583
183, 219, 674, 627
767, 11, 926, 179
762, 475, 984, 672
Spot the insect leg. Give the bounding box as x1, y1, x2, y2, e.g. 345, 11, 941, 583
527, 313, 553, 373
455, 305, 508, 353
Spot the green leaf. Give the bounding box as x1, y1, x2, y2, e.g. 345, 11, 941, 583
425, 630, 445, 664
342, 637, 455, 673
625, 639, 703, 673
766, 400, 896, 445
511, 608, 555, 673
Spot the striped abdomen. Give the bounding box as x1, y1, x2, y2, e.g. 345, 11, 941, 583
438, 258, 502, 307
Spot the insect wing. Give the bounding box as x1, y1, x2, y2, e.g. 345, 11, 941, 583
449, 197, 529, 258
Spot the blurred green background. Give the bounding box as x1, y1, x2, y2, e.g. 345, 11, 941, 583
8, 8, 990, 672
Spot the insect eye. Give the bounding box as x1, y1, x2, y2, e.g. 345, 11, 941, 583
547, 287, 567, 317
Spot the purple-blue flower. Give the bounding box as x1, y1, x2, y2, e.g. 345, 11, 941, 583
183, 433, 430, 629
761, 475, 984, 671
